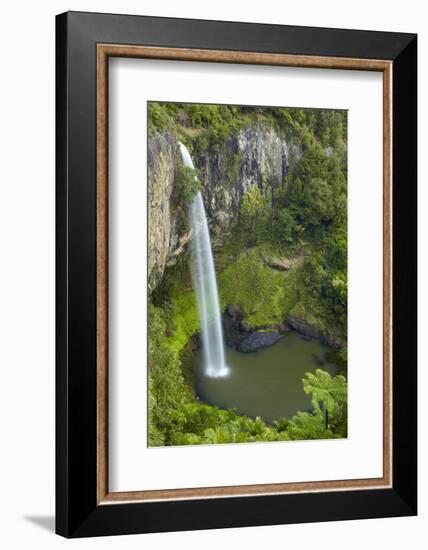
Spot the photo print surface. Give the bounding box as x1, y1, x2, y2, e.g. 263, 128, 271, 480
147, 102, 348, 447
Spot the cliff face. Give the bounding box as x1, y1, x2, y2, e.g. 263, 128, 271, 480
197, 127, 292, 227
148, 126, 301, 291
147, 133, 180, 291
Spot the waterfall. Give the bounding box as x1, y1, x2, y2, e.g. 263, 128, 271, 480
178, 143, 229, 378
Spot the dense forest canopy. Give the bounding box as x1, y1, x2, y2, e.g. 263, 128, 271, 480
148, 102, 348, 447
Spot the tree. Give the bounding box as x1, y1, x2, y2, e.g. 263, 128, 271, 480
175, 165, 201, 203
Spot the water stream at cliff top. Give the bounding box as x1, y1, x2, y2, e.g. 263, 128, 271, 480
179, 143, 229, 378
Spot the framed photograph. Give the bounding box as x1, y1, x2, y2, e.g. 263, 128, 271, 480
56, 11, 417, 537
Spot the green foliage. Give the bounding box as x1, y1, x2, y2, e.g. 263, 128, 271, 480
288, 143, 346, 233
276, 141, 348, 339
155, 369, 348, 446
167, 291, 200, 354
187, 104, 242, 145
271, 208, 304, 248
218, 250, 298, 326
175, 165, 202, 204
295, 251, 347, 340
273, 416, 289, 432
293, 176, 335, 226
234, 182, 305, 253
303, 369, 347, 412
148, 102, 347, 154
271, 107, 347, 148
286, 411, 335, 440
171, 404, 288, 445
148, 415, 165, 447
149, 102, 247, 150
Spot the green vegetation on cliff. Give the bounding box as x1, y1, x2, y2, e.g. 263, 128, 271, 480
175, 164, 201, 203
215, 138, 347, 340
148, 101, 347, 152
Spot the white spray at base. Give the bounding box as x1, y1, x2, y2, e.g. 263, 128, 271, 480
179, 143, 229, 378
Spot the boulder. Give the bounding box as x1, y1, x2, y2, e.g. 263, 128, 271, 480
287, 316, 344, 349
263, 255, 292, 271
237, 331, 282, 353
261, 252, 305, 272
239, 321, 251, 333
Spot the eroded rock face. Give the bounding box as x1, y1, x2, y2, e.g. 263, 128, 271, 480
147, 126, 298, 292
147, 133, 181, 291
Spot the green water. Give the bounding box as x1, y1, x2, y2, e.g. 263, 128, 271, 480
194, 332, 340, 423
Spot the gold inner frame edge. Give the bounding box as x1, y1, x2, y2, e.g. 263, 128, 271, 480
96, 44, 393, 505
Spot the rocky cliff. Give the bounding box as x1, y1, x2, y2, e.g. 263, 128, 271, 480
148, 126, 301, 291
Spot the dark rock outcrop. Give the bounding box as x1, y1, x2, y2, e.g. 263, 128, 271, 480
223, 313, 248, 349
147, 133, 181, 292
190, 333, 201, 352
237, 331, 282, 353
287, 316, 344, 349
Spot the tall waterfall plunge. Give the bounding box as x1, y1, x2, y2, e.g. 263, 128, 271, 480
179, 143, 229, 378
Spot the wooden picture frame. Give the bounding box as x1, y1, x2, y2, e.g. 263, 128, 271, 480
56, 11, 417, 537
